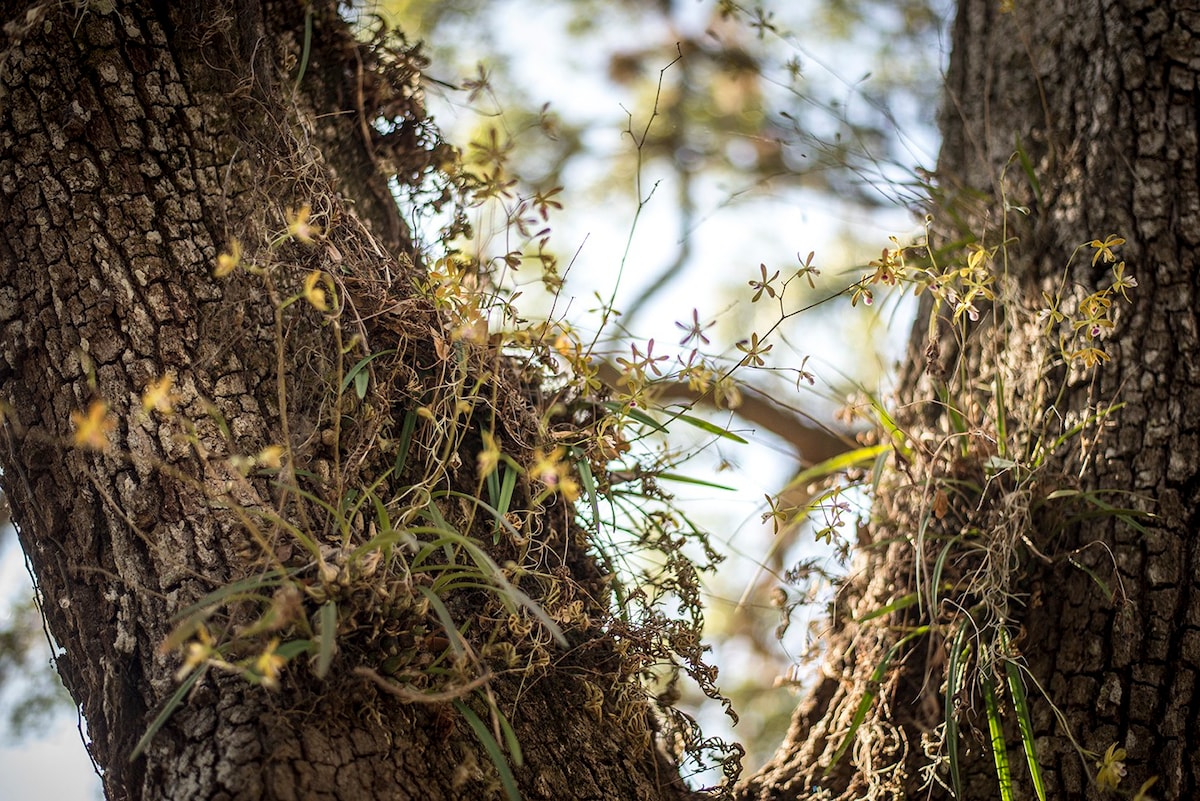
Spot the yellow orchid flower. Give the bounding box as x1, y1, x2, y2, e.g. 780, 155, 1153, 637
303, 270, 329, 312
71, 399, 115, 451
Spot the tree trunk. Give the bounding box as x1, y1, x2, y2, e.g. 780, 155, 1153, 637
0, 3, 695, 799
740, 0, 1200, 799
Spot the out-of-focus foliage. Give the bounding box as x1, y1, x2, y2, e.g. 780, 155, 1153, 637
0, 554, 71, 740
374, 0, 945, 323
382, 0, 942, 186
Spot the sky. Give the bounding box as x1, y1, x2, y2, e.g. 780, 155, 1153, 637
0, 531, 103, 800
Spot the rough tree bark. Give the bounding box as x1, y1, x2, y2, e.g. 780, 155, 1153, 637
0, 3, 698, 800
740, 1, 1200, 799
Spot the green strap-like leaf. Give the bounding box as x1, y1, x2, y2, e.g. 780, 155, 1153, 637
945, 622, 970, 799
131, 665, 207, 760
454, 700, 523, 801
982, 672, 1015, 801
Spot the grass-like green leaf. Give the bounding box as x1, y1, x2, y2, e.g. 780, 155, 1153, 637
293, 4, 312, 91
982, 672, 1015, 801
393, 408, 418, 476
945, 622, 970, 799
350, 526, 417, 562
1066, 554, 1114, 602
993, 372, 1008, 458
671, 411, 749, 443
441, 490, 523, 542
825, 627, 928, 775
576, 456, 603, 526
316, 601, 337, 678
1014, 134, 1044, 207
495, 706, 524, 767
782, 443, 890, 494
655, 472, 736, 491
339, 349, 397, 398
929, 536, 962, 617
489, 705, 523, 767
497, 464, 518, 517
171, 570, 288, 622
604, 401, 667, 433
936, 385, 970, 456
273, 639, 314, 660
866, 393, 912, 461
131, 665, 206, 760
855, 591, 920, 623
454, 700, 523, 801
1005, 659, 1046, 801
409, 519, 567, 647
1044, 402, 1124, 458
418, 586, 468, 659
1051, 490, 1154, 535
